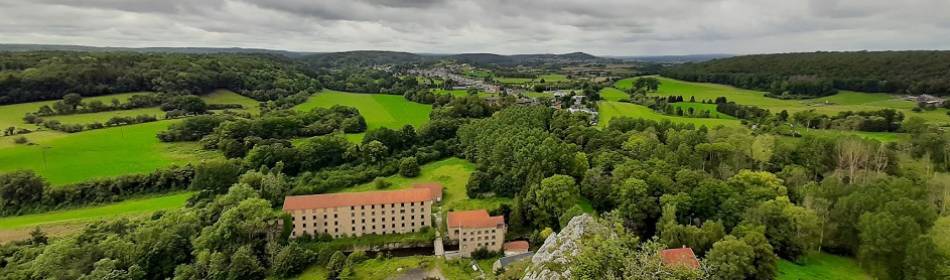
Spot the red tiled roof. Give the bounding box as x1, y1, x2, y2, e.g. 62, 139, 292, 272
661, 247, 700, 269
503, 241, 529, 252
413, 183, 443, 200
282, 188, 434, 211
447, 209, 505, 229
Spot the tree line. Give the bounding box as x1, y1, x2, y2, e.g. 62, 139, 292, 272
661, 51, 950, 97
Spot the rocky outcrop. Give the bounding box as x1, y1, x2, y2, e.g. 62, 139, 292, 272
521, 214, 594, 280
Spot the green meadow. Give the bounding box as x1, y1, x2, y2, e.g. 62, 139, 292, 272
615, 77, 950, 126
0, 89, 250, 185
597, 101, 741, 128
336, 157, 511, 212
0, 120, 216, 186
294, 90, 432, 142
0, 192, 193, 231
777, 253, 872, 280
671, 102, 737, 119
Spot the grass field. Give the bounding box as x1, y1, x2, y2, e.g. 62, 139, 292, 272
0, 120, 217, 186
294, 255, 492, 280
0, 92, 150, 130
336, 157, 511, 212
599, 87, 628, 102
202, 89, 261, 115
671, 102, 736, 120
0, 192, 193, 242
294, 90, 432, 142
778, 253, 872, 280
615, 77, 950, 126
433, 89, 494, 97
598, 101, 742, 128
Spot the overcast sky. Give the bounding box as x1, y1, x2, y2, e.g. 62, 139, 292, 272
1, 0, 948, 56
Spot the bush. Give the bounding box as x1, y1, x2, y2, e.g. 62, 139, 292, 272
13, 136, 28, 144
399, 157, 420, 177
374, 177, 392, 189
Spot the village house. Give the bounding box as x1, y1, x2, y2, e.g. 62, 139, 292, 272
282, 184, 442, 238
660, 247, 701, 269
447, 209, 507, 257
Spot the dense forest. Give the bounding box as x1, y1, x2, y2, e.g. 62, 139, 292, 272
0, 52, 320, 104
661, 51, 950, 97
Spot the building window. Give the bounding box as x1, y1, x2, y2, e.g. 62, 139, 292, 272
334, 214, 338, 218
302, 216, 306, 221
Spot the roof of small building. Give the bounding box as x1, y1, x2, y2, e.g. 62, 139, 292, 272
282, 188, 435, 211
447, 209, 505, 229
503, 241, 530, 252
660, 247, 700, 269
497, 252, 533, 268
412, 183, 443, 200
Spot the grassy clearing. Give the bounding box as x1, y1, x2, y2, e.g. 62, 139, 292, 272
599, 87, 628, 102
0, 120, 216, 186
336, 157, 511, 213
597, 101, 741, 128
0, 192, 193, 230
671, 102, 736, 120
0, 92, 149, 130
615, 77, 950, 125
294, 255, 491, 280
202, 89, 261, 115
433, 89, 494, 97
777, 253, 871, 280
294, 90, 432, 142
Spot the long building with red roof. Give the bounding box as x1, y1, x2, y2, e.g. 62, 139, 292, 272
283, 184, 442, 238
447, 209, 506, 257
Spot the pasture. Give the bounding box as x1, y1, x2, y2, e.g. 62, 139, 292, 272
671, 102, 737, 120
597, 101, 742, 128
777, 253, 872, 280
615, 77, 950, 126
336, 157, 511, 213
294, 90, 432, 142
0, 192, 193, 243
0, 120, 215, 186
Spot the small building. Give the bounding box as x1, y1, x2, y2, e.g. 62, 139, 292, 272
660, 247, 700, 269
447, 209, 506, 257
283, 186, 442, 239
503, 240, 530, 256
492, 252, 534, 273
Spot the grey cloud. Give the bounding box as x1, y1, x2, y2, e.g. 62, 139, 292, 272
0, 0, 948, 55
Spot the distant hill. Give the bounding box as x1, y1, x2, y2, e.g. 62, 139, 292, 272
661, 50, 950, 96
0, 44, 311, 57
612, 54, 734, 63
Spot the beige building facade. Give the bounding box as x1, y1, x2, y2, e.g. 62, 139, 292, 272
283, 185, 441, 238
447, 209, 506, 257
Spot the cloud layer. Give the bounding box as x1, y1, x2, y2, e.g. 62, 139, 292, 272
1, 0, 948, 55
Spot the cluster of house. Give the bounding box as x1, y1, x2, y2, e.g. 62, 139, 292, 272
410, 68, 501, 93
282, 183, 522, 258
906, 94, 945, 106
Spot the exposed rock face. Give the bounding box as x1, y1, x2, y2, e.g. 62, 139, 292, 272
521, 214, 594, 280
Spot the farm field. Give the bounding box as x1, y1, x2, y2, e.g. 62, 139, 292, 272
336, 157, 511, 213
0, 120, 216, 186
598, 101, 742, 128
0, 192, 193, 243
0, 92, 150, 130
202, 89, 261, 114
615, 77, 950, 126
777, 253, 872, 280
294, 90, 432, 142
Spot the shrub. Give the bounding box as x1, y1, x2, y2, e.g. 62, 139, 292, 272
13, 136, 28, 144
374, 178, 392, 189
399, 157, 420, 177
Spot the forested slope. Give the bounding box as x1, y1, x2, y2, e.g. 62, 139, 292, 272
661, 51, 950, 97
0, 52, 320, 104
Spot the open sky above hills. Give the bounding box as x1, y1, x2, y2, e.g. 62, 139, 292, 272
1, 0, 948, 56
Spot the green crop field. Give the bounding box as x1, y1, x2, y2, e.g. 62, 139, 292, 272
615, 77, 950, 126
0, 120, 216, 186
778, 253, 872, 280
294, 90, 432, 142
336, 157, 511, 212
598, 101, 742, 128
671, 102, 736, 120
